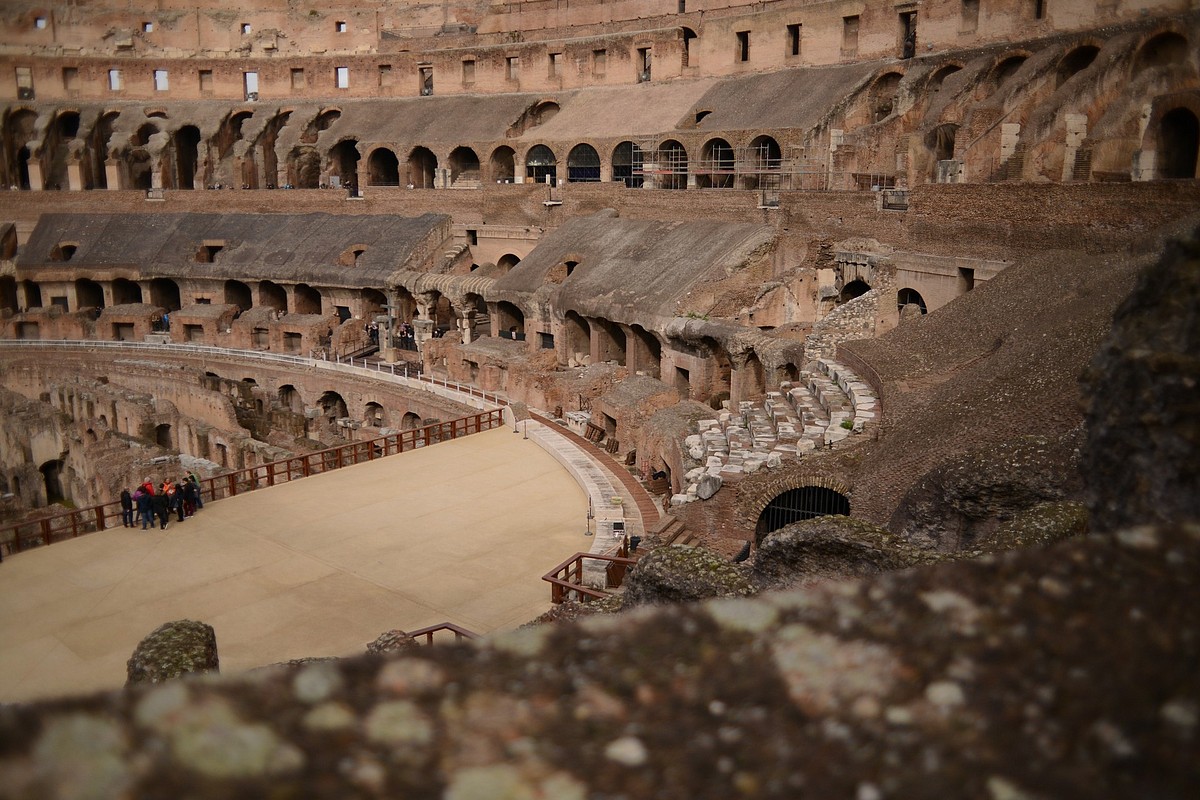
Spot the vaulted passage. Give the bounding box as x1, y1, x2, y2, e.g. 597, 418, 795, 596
1159, 108, 1199, 179
755, 486, 850, 544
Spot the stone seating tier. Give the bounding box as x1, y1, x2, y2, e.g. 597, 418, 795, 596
672, 359, 878, 505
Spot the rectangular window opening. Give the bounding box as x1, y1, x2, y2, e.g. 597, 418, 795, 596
419, 66, 433, 95
62, 67, 79, 92
737, 31, 750, 62
108, 69, 123, 91
153, 69, 169, 92
637, 47, 652, 82
958, 267, 976, 293
466, 229, 478, 245
539, 332, 555, 350
549, 52, 562, 78
291, 68, 305, 90
788, 23, 802, 57
15, 66, 34, 99
199, 69, 213, 93
592, 49, 606, 76
961, 0, 980, 32
142, 22, 153, 33
335, 66, 349, 89
336, 21, 348, 33
240, 23, 251, 35
378, 64, 392, 87
462, 59, 475, 85
842, 16, 860, 57
900, 11, 918, 59
243, 71, 258, 100
506, 56, 520, 81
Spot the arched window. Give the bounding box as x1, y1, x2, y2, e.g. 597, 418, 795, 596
755, 486, 850, 544
368, 148, 399, 185
897, 287, 928, 314
525, 145, 557, 183
611, 141, 643, 188
567, 144, 601, 182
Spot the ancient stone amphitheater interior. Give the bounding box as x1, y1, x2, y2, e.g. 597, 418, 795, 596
0, 0, 1198, 796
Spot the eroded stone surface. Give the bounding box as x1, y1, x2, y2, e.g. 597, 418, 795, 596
125, 620, 219, 687
1, 525, 1197, 798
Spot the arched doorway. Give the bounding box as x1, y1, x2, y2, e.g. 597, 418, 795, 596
329, 139, 360, 189
567, 143, 601, 182
294, 284, 322, 315
155, 423, 172, 449
1132, 32, 1189, 78
490, 146, 515, 183
744, 135, 781, 190
897, 288, 928, 314
259, 280, 287, 313
406, 146, 437, 188
448, 146, 480, 185
112, 278, 142, 305
755, 486, 851, 545
317, 391, 348, 433
612, 141, 643, 188
278, 384, 303, 413
367, 147, 399, 186
224, 280, 253, 310
840, 279, 871, 303
497, 253, 521, 274
401, 412, 422, 430
525, 145, 557, 184
75, 278, 104, 310
364, 402, 385, 428
564, 311, 591, 362
698, 138, 734, 188
1159, 108, 1199, 179
40, 460, 65, 506
149, 278, 181, 310
657, 140, 689, 190
1056, 46, 1100, 88
173, 125, 201, 189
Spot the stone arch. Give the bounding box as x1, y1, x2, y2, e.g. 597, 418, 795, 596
172, 125, 201, 189
112, 278, 142, 305
149, 278, 180, 311
497, 253, 521, 274
743, 135, 781, 190
361, 288, 387, 320
1056, 45, 1100, 89
289, 146, 321, 188
489, 145, 515, 183
302, 108, 341, 144
985, 54, 1029, 95
259, 280, 287, 313
776, 362, 800, 385
897, 287, 928, 315
612, 141, 643, 187
868, 71, 903, 121
563, 310, 591, 363
657, 139, 688, 190
406, 146, 437, 188
367, 147, 399, 186
364, 401, 385, 428
495, 301, 525, 337
401, 411, 422, 430
592, 317, 627, 365
90, 110, 120, 189
278, 384, 303, 413
225, 280, 253, 310
1158, 107, 1200, 179
317, 391, 349, 432
44, 110, 81, 190
698, 138, 734, 188
3, 108, 39, 190
525, 144, 557, 184
40, 459, 65, 506
699, 336, 732, 408
329, 138, 360, 188
155, 423, 172, 449
929, 64, 963, 92
840, 279, 871, 303
1131, 32, 1190, 78
629, 324, 661, 378
531, 100, 560, 126
448, 146, 480, 184
738, 471, 853, 539
567, 143, 601, 182
294, 283, 322, 315
75, 278, 104, 310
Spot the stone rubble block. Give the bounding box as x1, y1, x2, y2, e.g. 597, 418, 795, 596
766, 452, 783, 468
689, 445, 705, 459
669, 493, 691, 505
695, 473, 723, 500
684, 434, 702, 448
797, 440, 816, 453
706, 456, 724, 467
719, 464, 744, 475
685, 467, 705, 481
706, 466, 723, 476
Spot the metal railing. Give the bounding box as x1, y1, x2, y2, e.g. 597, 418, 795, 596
0, 408, 505, 560
542, 546, 638, 605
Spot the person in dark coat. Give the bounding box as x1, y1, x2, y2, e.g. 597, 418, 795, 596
136, 489, 154, 530
119, 488, 134, 528
182, 478, 197, 517
152, 490, 170, 531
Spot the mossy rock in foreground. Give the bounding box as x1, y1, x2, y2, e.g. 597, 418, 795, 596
126, 619, 219, 687
622, 545, 753, 609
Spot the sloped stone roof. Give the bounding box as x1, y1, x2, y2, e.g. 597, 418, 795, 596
18, 212, 448, 287
493, 211, 774, 319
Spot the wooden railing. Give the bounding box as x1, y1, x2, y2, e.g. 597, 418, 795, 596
404, 622, 479, 645
542, 545, 638, 605
0, 409, 504, 561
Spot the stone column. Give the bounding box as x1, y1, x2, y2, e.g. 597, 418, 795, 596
66, 157, 83, 191
105, 159, 123, 190
26, 159, 44, 191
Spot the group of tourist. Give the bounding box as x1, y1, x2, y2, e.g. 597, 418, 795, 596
118, 475, 204, 532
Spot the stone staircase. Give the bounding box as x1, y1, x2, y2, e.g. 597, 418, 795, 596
674, 359, 878, 505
